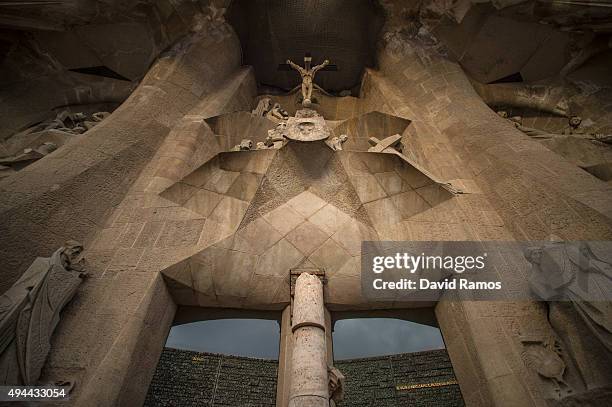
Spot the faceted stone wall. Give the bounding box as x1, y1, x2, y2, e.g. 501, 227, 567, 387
144, 348, 278, 407
357, 12, 612, 405
31, 23, 254, 407
0, 19, 245, 294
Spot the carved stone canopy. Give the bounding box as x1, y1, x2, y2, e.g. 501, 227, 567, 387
283, 109, 331, 142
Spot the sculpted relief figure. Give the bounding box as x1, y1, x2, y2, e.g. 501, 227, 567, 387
328, 365, 345, 407
498, 111, 612, 145
265, 122, 288, 148
0, 241, 86, 385
231, 139, 253, 151
0, 110, 111, 178
265, 103, 289, 123
524, 242, 612, 394
252, 98, 273, 117
497, 111, 558, 139
326, 134, 348, 151
252, 99, 289, 124
520, 334, 573, 399
286, 55, 330, 107
563, 116, 584, 136
29, 110, 109, 136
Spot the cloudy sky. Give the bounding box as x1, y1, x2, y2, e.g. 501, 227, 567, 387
166, 318, 444, 360
166, 319, 281, 359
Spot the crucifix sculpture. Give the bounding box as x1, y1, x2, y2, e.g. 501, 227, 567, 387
283, 53, 334, 107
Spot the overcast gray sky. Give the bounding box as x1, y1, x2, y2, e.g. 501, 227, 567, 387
332, 318, 445, 360
166, 318, 444, 360
166, 319, 281, 359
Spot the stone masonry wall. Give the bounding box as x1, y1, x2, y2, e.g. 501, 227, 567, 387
0, 18, 244, 294
336, 349, 464, 407
354, 18, 612, 406
36, 22, 253, 407
145, 348, 463, 407
144, 348, 278, 407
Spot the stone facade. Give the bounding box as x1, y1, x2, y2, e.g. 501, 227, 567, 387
144, 348, 278, 407
336, 350, 463, 407
2, 1, 612, 406
145, 348, 462, 407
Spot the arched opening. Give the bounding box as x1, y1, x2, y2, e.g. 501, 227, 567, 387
331, 309, 464, 406
144, 308, 282, 407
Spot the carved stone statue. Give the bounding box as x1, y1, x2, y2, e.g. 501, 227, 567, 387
520, 335, 573, 399
326, 134, 348, 151
328, 365, 345, 407
240, 139, 253, 150
252, 98, 273, 117
264, 133, 285, 149
266, 123, 288, 148
0, 241, 86, 385
252, 99, 289, 124
524, 242, 612, 392
368, 134, 403, 153
0, 110, 111, 178
231, 139, 253, 151
497, 111, 612, 145
38, 110, 106, 135
265, 103, 289, 123
563, 116, 584, 135
286, 55, 330, 107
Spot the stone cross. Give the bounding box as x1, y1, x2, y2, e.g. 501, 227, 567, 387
367, 134, 402, 153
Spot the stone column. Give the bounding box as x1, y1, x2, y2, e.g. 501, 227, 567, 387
288, 273, 329, 407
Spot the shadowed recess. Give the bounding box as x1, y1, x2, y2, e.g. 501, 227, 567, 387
68, 65, 131, 81
226, 0, 385, 92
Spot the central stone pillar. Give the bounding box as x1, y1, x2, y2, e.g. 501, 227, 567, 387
288, 273, 329, 407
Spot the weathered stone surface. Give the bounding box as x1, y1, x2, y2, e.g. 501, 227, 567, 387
289, 273, 329, 407
3, 3, 612, 407
0, 242, 85, 386
336, 349, 463, 407
283, 111, 332, 142
144, 348, 463, 407
144, 349, 278, 407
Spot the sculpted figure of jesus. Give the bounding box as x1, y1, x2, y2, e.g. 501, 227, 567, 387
286, 55, 329, 107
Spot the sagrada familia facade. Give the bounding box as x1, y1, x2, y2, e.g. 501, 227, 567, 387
0, 0, 611, 406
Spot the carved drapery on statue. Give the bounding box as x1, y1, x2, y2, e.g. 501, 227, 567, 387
0, 241, 86, 385
524, 242, 612, 398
